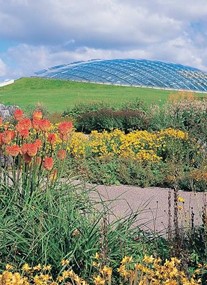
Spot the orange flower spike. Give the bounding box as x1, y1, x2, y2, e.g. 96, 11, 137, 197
57, 149, 67, 160
32, 119, 40, 131
19, 129, 29, 139
5, 145, 21, 157
27, 143, 38, 157
21, 143, 28, 155
33, 110, 43, 121
58, 121, 73, 135
2, 130, 14, 144
39, 119, 51, 132
16, 118, 32, 132
34, 139, 42, 150
14, 109, 24, 121
47, 133, 57, 145
0, 116, 3, 126
43, 157, 54, 171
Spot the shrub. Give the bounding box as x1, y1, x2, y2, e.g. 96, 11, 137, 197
73, 108, 149, 133
62, 101, 112, 119
148, 94, 207, 142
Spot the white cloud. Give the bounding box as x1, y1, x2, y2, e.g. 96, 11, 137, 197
0, 0, 207, 79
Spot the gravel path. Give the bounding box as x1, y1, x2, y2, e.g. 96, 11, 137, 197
85, 183, 207, 235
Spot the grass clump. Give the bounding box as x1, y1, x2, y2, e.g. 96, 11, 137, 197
0, 108, 158, 280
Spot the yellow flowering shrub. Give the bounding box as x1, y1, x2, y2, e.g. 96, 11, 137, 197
66, 128, 188, 162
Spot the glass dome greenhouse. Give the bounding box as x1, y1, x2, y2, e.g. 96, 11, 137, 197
35, 59, 207, 92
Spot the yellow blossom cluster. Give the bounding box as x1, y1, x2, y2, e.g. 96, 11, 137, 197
117, 255, 202, 285
66, 128, 188, 162
0, 255, 205, 285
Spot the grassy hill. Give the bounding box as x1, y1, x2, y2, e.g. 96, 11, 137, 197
0, 77, 205, 113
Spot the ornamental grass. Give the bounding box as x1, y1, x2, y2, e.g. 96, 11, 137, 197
0, 108, 156, 277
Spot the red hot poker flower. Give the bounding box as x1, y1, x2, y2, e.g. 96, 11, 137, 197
21, 143, 28, 155
43, 157, 54, 171
0, 116, 3, 126
19, 129, 29, 139
5, 145, 21, 157
58, 121, 73, 135
39, 119, 51, 132
32, 119, 40, 131
2, 130, 15, 144
57, 149, 67, 160
47, 133, 57, 145
16, 118, 32, 132
21, 143, 28, 154
34, 139, 42, 150
27, 143, 38, 157
33, 110, 43, 121
14, 109, 24, 121
21, 143, 38, 157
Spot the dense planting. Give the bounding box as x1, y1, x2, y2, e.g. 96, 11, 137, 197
0, 255, 205, 284
0, 109, 162, 281
65, 128, 206, 190
0, 91, 207, 284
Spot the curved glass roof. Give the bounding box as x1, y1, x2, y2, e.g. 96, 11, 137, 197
35, 59, 207, 92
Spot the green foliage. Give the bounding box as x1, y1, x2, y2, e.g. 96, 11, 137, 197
62, 101, 113, 118
70, 108, 149, 133
68, 157, 166, 187
148, 98, 207, 141
0, 175, 156, 278
116, 159, 165, 187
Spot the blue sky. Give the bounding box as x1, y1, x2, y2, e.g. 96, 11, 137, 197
0, 0, 207, 81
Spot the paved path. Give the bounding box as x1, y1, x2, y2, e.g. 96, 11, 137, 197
86, 183, 207, 235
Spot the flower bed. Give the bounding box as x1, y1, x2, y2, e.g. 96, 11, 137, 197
66, 129, 206, 190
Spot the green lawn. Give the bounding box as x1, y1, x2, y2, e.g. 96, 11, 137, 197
0, 77, 205, 113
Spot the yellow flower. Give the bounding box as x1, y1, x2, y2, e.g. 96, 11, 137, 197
33, 264, 42, 271
121, 256, 133, 264
5, 264, 13, 270
143, 255, 154, 264
178, 196, 185, 203
101, 266, 112, 276
42, 264, 52, 271
95, 252, 100, 259
22, 263, 32, 272
61, 259, 70, 266
94, 275, 105, 285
